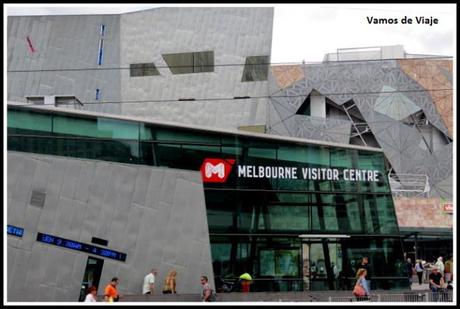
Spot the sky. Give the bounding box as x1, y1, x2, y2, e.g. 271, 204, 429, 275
5, 3, 457, 63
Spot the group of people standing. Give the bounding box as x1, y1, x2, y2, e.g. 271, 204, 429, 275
406, 255, 453, 287
142, 269, 177, 295
83, 268, 215, 302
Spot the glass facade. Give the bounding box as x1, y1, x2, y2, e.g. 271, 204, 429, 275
7, 106, 409, 291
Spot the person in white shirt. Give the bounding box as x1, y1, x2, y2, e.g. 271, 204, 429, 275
435, 257, 445, 276
143, 269, 157, 295
84, 286, 98, 302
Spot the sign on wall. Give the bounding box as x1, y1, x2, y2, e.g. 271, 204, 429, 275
200, 158, 381, 183
36, 232, 127, 262
7, 225, 24, 237
443, 202, 453, 213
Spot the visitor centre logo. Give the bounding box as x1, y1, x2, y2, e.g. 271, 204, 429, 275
200, 158, 236, 183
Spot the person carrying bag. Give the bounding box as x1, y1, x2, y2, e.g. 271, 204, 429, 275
353, 268, 370, 301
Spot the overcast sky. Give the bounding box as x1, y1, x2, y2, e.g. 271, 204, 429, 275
5, 3, 456, 63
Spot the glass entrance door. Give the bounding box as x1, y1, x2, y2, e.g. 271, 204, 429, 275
78, 257, 104, 301
302, 240, 343, 291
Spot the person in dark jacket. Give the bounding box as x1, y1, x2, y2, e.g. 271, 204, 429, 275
360, 257, 372, 290
406, 258, 413, 285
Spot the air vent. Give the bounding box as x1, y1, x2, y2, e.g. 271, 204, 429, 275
233, 96, 250, 99
30, 190, 46, 208
91, 237, 109, 246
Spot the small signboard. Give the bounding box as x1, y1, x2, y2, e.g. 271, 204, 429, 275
443, 202, 453, 213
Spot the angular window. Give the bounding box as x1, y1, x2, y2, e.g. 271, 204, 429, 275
130, 63, 160, 77
241, 56, 269, 82
162, 51, 214, 74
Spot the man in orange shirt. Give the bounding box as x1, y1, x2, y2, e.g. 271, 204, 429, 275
104, 277, 121, 302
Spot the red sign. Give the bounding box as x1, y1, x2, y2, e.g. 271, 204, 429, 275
443, 203, 453, 213
200, 158, 235, 183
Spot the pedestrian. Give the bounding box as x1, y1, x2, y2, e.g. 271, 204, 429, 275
360, 257, 372, 290
162, 269, 177, 294
435, 257, 444, 276
444, 256, 452, 283
353, 268, 370, 301
240, 279, 251, 293
239, 273, 252, 293
406, 258, 413, 285
415, 259, 424, 285
104, 277, 121, 302
200, 276, 216, 302
84, 286, 98, 302
142, 269, 157, 295
429, 266, 445, 302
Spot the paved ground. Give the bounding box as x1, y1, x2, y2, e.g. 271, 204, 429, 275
410, 283, 430, 290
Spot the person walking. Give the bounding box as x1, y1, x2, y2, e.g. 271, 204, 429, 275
162, 269, 177, 294
415, 260, 424, 285
84, 286, 98, 302
353, 268, 370, 301
104, 277, 121, 302
444, 256, 452, 283
200, 276, 216, 302
406, 258, 414, 286
143, 269, 157, 295
360, 257, 372, 290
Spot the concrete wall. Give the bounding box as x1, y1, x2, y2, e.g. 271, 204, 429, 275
7, 7, 274, 130
7, 152, 214, 301
7, 15, 122, 114
119, 7, 273, 129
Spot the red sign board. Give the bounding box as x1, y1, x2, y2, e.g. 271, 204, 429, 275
200, 158, 235, 183
443, 203, 453, 213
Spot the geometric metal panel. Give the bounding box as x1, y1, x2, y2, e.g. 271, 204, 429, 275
374, 85, 421, 120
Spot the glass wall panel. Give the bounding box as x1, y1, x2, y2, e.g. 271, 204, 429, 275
267, 205, 309, 231
153, 127, 220, 144
241, 56, 269, 82
8, 110, 52, 133
162, 51, 214, 74
130, 63, 160, 77
344, 195, 363, 233
375, 195, 399, 234
344, 237, 409, 290
211, 236, 302, 292
53, 115, 138, 140
163, 52, 194, 74
193, 51, 214, 73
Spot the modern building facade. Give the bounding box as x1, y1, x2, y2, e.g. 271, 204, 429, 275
8, 103, 407, 300
7, 7, 273, 128
6, 7, 454, 301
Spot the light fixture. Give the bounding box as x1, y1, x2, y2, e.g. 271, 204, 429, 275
298, 234, 351, 239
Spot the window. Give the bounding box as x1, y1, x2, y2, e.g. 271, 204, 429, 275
241, 56, 269, 82
130, 63, 160, 77
162, 51, 214, 74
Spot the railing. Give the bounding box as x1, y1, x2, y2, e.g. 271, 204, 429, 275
329, 291, 453, 302
388, 173, 430, 197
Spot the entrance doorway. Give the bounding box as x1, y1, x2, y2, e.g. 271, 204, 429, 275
301, 235, 348, 291
78, 257, 104, 301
